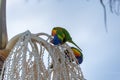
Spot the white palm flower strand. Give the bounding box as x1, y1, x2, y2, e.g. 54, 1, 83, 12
0, 30, 85, 80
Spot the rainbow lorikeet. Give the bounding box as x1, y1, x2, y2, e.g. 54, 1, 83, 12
65, 47, 83, 64
51, 27, 82, 51
50, 47, 83, 68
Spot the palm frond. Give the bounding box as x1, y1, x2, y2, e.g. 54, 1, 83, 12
100, 0, 120, 32
0, 0, 8, 49
100, 0, 108, 32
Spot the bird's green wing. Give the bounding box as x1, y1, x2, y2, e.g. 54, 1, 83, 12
69, 40, 82, 51
54, 27, 72, 41
62, 28, 72, 41
61, 28, 82, 51
56, 29, 65, 42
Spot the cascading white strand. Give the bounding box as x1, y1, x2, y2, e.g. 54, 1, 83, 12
0, 30, 85, 80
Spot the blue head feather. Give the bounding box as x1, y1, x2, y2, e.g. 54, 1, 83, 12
52, 35, 62, 45
76, 56, 83, 64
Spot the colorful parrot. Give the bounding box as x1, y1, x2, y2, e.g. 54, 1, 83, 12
71, 47, 83, 64
65, 47, 83, 64
50, 47, 83, 68
51, 27, 82, 51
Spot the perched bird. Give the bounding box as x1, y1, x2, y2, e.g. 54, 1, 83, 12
51, 27, 82, 51
71, 47, 83, 64
64, 47, 83, 64
50, 47, 83, 68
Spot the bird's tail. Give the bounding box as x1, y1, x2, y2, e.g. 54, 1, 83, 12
70, 40, 82, 51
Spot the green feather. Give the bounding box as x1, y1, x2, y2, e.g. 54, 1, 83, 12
56, 28, 65, 42
69, 40, 82, 51
54, 27, 72, 41
53, 27, 82, 51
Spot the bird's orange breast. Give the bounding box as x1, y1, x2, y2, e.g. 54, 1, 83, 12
52, 30, 56, 36
72, 48, 81, 57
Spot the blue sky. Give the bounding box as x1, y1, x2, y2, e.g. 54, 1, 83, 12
6, 0, 120, 80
